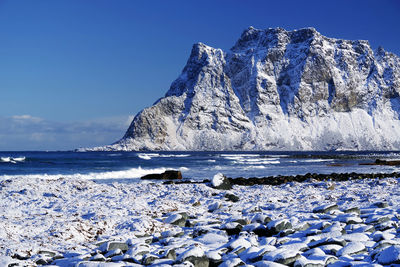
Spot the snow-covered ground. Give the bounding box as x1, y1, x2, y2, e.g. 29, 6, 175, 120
1, 175, 400, 266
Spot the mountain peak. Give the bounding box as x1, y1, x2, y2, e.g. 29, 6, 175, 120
91, 27, 400, 151
232, 27, 321, 52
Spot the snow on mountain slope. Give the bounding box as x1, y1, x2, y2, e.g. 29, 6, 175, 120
91, 27, 400, 151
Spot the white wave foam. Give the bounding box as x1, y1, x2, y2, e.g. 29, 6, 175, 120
1, 156, 25, 163
107, 153, 122, 157
233, 158, 280, 165
1, 157, 11, 162
220, 154, 260, 157
302, 159, 334, 163
138, 153, 190, 160
224, 156, 244, 160
0, 166, 190, 181
0, 167, 169, 180
222, 155, 280, 165
13, 157, 25, 162
138, 154, 153, 160
213, 166, 224, 170
159, 154, 190, 158
243, 165, 266, 169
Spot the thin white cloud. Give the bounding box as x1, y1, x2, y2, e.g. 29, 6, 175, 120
0, 115, 134, 151
11, 115, 43, 122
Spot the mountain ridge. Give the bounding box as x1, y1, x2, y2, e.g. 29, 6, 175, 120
86, 27, 400, 151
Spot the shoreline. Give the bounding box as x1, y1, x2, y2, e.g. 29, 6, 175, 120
164, 171, 400, 186
1, 173, 400, 266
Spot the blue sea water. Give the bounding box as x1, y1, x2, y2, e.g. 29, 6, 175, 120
1, 151, 400, 183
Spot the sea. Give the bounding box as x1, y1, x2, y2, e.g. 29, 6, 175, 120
1, 151, 400, 183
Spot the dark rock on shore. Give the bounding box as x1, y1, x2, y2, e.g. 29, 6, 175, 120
361, 159, 400, 166
141, 170, 182, 180
225, 171, 400, 186
162, 171, 400, 188
225, 193, 239, 202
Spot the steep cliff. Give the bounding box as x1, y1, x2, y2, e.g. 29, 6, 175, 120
98, 27, 400, 151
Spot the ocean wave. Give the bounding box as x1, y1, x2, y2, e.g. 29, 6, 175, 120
234, 160, 280, 165
138, 154, 154, 160
302, 159, 334, 163
0, 166, 189, 181
159, 154, 190, 158
107, 153, 123, 157
137, 153, 190, 160
243, 165, 267, 169
221, 154, 260, 158
1, 156, 26, 163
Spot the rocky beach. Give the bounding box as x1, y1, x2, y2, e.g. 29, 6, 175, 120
2, 171, 400, 266
2, 1, 400, 266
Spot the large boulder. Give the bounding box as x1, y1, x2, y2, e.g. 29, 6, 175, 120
210, 173, 232, 190
141, 170, 182, 180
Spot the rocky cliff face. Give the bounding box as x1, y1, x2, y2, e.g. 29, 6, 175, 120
101, 27, 400, 151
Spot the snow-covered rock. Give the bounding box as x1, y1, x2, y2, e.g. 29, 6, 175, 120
91, 27, 400, 151
211, 173, 232, 190
376, 245, 400, 265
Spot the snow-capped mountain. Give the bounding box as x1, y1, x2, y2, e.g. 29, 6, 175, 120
97, 27, 400, 151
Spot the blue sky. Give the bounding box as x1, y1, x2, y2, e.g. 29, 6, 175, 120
0, 0, 399, 150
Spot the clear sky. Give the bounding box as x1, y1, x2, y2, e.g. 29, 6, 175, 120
0, 0, 399, 150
